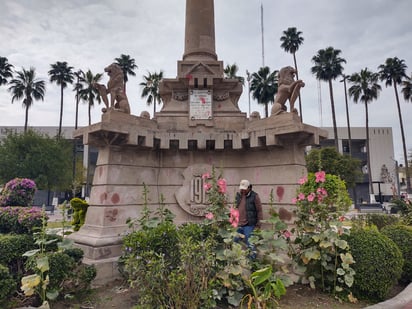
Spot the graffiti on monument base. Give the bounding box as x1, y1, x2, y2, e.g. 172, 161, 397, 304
175, 164, 212, 217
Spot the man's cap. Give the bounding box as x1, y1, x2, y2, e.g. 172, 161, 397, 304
239, 179, 250, 190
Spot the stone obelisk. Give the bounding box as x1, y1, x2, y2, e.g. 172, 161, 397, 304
157, 0, 244, 129
183, 0, 217, 61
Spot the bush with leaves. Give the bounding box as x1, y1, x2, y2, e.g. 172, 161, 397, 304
343, 227, 403, 301
292, 171, 355, 301
351, 213, 400, 231
69, 198, 89, 231
21, 208, 96, 307
381, 224, 412, 283
0, 264, 16, 307
0, 206, 44, 234
0, 233, 34, 278
0, 178, 37, 206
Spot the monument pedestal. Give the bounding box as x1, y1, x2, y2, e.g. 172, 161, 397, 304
70, 0, 327, 283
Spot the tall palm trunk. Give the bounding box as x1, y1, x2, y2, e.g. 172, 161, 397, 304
24, 104, 29, 133
365, 101, 374, 195
264, 102, 269, 118
328, 79, 339, 150
293, 52, 303, 122
153, 97, 156, 115
75, 93, 79, 129
393, 82, 411, 192
59, 85, 64, 137
88, 99, 92, 126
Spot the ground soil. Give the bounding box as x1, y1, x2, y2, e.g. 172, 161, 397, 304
49, 279, 406, 309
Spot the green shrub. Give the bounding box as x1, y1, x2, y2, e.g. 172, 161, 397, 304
381, 225, 412, 283
0, 178, 37, 206
0, 234, 34, 275
0, 206, 44, 234
69, 198, 89, 231
363, 214, 400, 230
63, 247, 84, 263
0, 264, 16, 306
344, 228, 403, 301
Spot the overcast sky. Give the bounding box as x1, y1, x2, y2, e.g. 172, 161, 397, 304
0, 0, 411, 161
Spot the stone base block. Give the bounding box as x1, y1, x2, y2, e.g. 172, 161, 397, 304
83, 256, 121, 286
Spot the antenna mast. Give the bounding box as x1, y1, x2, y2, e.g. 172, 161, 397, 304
261, 3, 265, 67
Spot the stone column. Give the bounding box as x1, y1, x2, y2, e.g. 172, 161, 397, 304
183, 0, 217, 61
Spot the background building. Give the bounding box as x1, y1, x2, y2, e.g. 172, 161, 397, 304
319, 127, 397, 204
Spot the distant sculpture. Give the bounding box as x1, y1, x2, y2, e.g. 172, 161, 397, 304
94, 63, 131, 114
140, 111, 151, 119
271, 66, 305, 117
250, 111, 261, 121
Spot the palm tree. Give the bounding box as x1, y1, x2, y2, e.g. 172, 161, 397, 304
114, 54, 138, 92
280, 27, 304, 121
348, 68, 382, 195
49, 61, 74, 137
401, 73, 412, 102
140, 71, 164, 116
378, 57, 411, 193
73, 70, 84, 129
224, 63, 245, 85
250, 66, 278, 118
8, 67, 45, 132
78, 70, 103, 126
0, 57, 14, 86
311, 47, 346, 150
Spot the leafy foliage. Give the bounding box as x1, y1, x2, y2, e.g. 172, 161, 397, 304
0, 264, 16, 307
69, 198, 89, 231
344, 227, 403, 301
293, 171, 355, 300
305, 147, 361, 188
381, 225, 412, 283
0, 206, 44, 234
0, 129, 73, 191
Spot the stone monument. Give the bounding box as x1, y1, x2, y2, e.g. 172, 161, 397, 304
71, 0, 326, 283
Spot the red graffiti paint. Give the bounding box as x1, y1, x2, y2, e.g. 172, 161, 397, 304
111, 193, 120, 204
276, 186, 285, 202
100, 192, 108, 203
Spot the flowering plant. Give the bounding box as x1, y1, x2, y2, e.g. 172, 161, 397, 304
0, 178, 37, 207
292, 171, 356, 301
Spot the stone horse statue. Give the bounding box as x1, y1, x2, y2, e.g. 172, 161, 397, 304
271, 66, 305, 117
93, 63, 131, 114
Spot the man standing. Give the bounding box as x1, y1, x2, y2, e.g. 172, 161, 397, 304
235, 179, 263, 255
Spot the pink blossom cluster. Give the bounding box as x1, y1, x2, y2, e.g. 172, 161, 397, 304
202, 173, 227, 194
292, 171, 328, 204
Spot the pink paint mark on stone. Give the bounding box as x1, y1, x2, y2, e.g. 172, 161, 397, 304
276, 186, 285, 202
100, 192, 108, 204
105, 208, 118, 222
111, 193, 120, 204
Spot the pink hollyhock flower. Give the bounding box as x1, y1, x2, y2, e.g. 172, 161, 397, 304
202, 172, 211, 179
315, 171, 326, 183
298, 176, 307, 185
307, 192, 316, 202
217, 178, 227, 193
283, 230, 292, 239
297, 193, 306, 201
291, 197, 298, 204
205, 212, 214, 220
310, 208, 315, 214
203, 183, 212, 191
316, 187, 328, 196
229, 207, 239, 228
339, 216, 345, 222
